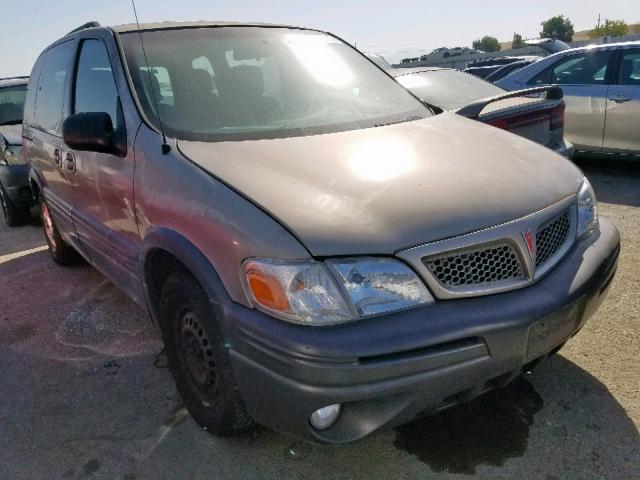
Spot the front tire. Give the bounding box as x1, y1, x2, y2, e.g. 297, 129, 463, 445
159, 270, 254, 435
40, 195, 82, 266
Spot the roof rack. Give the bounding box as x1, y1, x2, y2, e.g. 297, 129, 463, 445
67, 21, 101, 36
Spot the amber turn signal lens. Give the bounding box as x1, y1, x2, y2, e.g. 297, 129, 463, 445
246, 270, 290, 312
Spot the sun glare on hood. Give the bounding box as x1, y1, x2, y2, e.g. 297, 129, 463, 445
347, 137, 416, 182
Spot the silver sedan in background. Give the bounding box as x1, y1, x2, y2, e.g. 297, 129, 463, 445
497, 42, 640, 158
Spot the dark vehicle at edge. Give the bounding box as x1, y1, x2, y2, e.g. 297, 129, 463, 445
484, 59, 537, 83
0, 76, 33, 226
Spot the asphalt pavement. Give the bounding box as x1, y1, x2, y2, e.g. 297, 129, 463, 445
0, 157, 638, 480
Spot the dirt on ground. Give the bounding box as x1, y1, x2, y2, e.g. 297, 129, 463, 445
0, 157, 638, 480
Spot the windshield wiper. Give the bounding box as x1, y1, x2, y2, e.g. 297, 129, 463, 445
374, 115, 424, 128
0, 119, 22, 126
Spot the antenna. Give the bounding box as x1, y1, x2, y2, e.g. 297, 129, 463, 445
131, 0, 171, 154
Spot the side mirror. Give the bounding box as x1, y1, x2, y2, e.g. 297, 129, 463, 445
62, 112, 126, 156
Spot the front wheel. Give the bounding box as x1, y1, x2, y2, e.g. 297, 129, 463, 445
159, 270, 254, 435
40, 196, 82, 266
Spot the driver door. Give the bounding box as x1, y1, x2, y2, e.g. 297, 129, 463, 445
65, 36, 141, 298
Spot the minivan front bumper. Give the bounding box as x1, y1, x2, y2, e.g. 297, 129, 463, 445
222, 218, 619, 443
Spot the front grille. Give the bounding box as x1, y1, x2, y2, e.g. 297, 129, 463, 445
423, 244, 524, 289
535, 211, 571, 267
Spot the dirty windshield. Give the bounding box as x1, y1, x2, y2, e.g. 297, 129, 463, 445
121, 27, 430, 141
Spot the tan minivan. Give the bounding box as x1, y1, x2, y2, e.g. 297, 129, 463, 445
24, 21, 620, 443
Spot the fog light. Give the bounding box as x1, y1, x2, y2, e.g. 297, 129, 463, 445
309, 404, 341, 430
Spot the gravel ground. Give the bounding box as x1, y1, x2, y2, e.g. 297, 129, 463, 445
0, 157, 638, 480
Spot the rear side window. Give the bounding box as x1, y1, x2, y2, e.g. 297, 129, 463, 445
34, 41, 74, 135
619, 49, 640, 86
23, 55, 45, 126
73, 39, 120, 129
529, 51, 611, 86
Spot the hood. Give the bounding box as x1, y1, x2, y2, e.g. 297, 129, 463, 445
0, 124, 22, 145
179, 113, 583, 256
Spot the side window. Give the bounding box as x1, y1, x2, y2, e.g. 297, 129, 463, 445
529, 66, 553, 85
553, 52, 610, 85
619, 49, 640, 86
74, 39, 120, 130
34, 41, 75, 135
529, 51, 611, 86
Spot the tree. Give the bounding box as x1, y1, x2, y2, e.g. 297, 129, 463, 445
540, 15, 575, 42
512, 33, 526, 49
472, 36, 501, 52
589, 19, 629, 39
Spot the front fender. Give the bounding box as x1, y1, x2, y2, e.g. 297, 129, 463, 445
140, 226, 235, 326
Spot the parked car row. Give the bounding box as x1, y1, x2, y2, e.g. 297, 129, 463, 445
390, 67, 573, 158
400, 46, 481, 65
497, 42, 640, 157
463, 38, 571, 79
393, 38, 640, 159
464, 56, 542, 79
7, 21, 621, 445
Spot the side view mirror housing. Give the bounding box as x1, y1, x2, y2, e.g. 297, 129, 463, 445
62, 112, 126, 157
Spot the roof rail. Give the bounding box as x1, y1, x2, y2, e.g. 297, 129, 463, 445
67, 21, 101, 36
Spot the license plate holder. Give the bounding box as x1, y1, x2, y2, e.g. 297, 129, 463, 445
525, 302, 581, 362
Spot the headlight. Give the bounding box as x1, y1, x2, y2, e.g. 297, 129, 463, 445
3, 145, 22, 165
326, 258, 433, 316
242, 257, 433, 325
577, 178, 598, 238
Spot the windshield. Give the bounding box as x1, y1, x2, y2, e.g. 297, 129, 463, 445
395, 70, 505, 111
0, 84, 27, 125
120, 27, 430, 141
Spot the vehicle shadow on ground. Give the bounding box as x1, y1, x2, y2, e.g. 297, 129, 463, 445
138, 353, 639, 479
0, 218, 44, 257
575, 157, 640, 208
1, 222, 638, 479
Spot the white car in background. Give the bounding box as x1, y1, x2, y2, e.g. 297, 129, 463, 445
497, 42, 640, 158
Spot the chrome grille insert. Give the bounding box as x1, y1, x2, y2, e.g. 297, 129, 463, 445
423, 244, 524, 289
535, 210, 571, 267
398, 195, 578, 299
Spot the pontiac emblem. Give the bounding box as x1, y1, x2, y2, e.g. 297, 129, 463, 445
522, 229, 535, 260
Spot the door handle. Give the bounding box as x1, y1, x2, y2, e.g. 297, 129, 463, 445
64, 152, 76, 173
609, 95, 631, 103
53, 148, 62, 168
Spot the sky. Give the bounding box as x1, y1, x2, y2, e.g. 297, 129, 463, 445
1, 0, 637, 77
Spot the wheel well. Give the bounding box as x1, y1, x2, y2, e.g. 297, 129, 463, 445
144, 249, 189, 310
